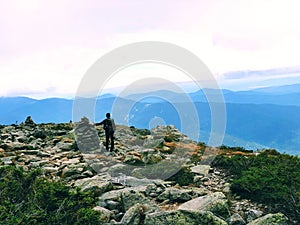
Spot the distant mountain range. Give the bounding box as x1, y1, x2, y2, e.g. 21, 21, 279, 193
1, 83, 299, 155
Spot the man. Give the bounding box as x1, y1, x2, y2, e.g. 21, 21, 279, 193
96, 113, 116, 151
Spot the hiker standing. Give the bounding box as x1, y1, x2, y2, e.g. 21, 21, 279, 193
96, 113, 116, 151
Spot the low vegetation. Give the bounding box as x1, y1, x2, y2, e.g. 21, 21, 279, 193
0, 166, 101, 225
212, 149, 300, 223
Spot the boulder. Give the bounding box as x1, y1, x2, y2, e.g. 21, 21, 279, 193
120, 176, 158, 187
190, 165, 211, 176
74, 176, 114, 195
246, 213, 288, 225
178, 192, 230, 219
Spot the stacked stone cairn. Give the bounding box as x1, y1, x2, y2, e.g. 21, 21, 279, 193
74, 116, 101, 153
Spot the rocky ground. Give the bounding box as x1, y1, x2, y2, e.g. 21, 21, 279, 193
0, 119, 289, 225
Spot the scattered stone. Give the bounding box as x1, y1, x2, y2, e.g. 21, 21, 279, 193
0, 122, 289, 224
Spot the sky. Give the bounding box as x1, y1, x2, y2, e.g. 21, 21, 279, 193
1, 0, 300, 98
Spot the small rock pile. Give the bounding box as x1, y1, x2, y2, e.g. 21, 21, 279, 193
0, 120, 289, 225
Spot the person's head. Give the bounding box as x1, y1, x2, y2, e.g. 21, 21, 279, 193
106, 113, 111, 118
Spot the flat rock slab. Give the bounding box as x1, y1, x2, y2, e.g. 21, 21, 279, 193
178, 192, 230, 219
190, 165, 211, 176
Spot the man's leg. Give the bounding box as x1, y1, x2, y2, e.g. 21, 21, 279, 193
105, 132, 109, 150
110, 131, 114, 151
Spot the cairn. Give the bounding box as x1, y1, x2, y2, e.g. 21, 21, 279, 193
74, 117, 101, 152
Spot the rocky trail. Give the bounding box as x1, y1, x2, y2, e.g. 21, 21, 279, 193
0, 119, 288, 225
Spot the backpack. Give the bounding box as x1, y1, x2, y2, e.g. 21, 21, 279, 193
105, 118, 115, 132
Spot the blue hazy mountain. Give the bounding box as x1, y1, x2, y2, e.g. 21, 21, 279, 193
0, 98, 73, 125
0, 84, 299, 155
252, 83, 300, 94
125, 86, 300, 106
0, 97, 37, 121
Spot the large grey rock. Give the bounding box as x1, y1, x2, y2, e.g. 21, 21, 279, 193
190, 165, 211, 176
74, 176, 113, 194
107, 173, 161, 188
122, 176, 160, 187
144, 210, 227, 225
178, 192, 230, 219
246, 213, 288, 225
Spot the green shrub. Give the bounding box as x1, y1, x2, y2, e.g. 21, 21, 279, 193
0, 166, 102, 225
130, 126, 151, 136
166, 166, 194, 186
213, 150, 300, 223
33, 130, 48, 139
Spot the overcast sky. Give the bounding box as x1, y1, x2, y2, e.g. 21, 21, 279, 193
1, 0, 300, 98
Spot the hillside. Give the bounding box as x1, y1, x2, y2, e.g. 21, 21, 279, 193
0, 120, 298, 224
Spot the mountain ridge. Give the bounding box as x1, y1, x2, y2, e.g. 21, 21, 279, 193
0, 84, 299, 155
